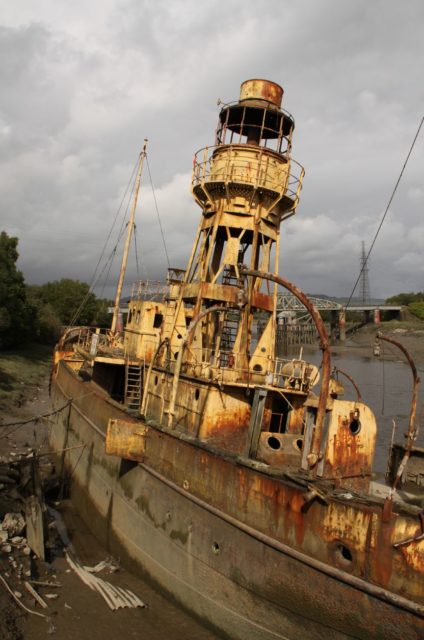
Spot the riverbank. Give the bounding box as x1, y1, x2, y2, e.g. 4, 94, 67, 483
0, 344, 51, 415
338, 321, 424, 365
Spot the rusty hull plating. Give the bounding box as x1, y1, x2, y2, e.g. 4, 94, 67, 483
50, 79, 424, 640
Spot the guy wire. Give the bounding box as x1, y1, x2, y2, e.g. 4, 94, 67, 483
146, 154, 171, 268
345, 116, 424, 311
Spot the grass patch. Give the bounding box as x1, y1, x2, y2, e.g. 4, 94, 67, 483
0, 343, 52, 410
380, 319, 424, 331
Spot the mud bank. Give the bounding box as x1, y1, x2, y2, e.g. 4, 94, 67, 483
332, 324, 424, 365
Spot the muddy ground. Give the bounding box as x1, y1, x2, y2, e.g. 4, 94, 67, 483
338, 323, 424, 366
0, 372, 220, 640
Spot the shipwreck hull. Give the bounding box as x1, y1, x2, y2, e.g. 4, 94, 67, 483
50, 361, 424, 640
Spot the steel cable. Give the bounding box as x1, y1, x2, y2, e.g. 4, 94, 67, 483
345, 116, 424, 311
146, 154, 171, 268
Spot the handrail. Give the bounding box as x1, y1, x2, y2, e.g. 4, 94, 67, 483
192, 144, 304, 205
217, 99, 295, 123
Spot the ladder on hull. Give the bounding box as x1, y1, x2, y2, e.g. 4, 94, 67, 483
125, 363, 143, 411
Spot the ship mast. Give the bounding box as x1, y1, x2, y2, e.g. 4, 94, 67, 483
111, 139, 148, 335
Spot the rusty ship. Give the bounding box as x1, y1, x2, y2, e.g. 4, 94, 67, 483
50, 79, 424, 639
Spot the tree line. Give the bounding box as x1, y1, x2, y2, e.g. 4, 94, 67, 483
386, 292, 424, 320
0, 231, 111, 349
2, 230, 423, 350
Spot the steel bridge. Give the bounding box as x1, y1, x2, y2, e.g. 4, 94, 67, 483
277, 295, 401, 314
277, 294, 342, 312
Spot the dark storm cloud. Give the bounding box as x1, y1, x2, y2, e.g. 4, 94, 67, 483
0, 0, 423, 299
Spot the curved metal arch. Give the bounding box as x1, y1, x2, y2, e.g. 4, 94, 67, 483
241, 267, 331, 469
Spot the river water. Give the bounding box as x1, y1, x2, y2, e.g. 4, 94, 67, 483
293, 343, 424, 473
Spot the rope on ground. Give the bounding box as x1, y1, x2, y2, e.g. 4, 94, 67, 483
0, 400, 72, 432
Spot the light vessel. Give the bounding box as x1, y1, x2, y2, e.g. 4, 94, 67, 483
51, 79, 424, 639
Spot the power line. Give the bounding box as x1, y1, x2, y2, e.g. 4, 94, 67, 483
345, 116, 424, 311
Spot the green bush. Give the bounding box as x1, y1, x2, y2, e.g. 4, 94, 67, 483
0, 232, 35, 348
386, 292, 424, 305
408, 302, 424, 320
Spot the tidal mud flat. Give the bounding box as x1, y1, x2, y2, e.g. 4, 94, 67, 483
336, 324, 424, 367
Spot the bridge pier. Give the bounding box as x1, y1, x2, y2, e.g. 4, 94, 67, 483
330, 311, 338, 342
329, 310, 346, 343
338, 309, 346, 342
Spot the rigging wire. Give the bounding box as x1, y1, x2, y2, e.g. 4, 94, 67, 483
67, 155, 140, 327
145, 154, 171, 269
381, 340, 386, 415
98, 179, 138, 298
344, 116, 424, 311
99, 245, 118, 299
133, 225, 141, 281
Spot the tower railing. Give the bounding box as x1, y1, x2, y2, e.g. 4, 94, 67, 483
130, 280, 168, 301
192, 145, 304, 204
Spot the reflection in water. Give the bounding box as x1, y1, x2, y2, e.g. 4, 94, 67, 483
291, 345, 424, 473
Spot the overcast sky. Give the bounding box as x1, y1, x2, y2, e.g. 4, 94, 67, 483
1, 0, 423, 300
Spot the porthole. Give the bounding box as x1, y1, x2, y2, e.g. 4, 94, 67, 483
211, 542, 220, 555
154, 375, 159, 386
194, 388, 200, 401
349, 417, 361, 435
267, 436, 281, 450
295, 438, 303, 451
334, 542, 354, 569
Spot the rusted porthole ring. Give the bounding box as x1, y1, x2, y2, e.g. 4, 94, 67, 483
211, 542, 220, 555
349, 409, 361, 435
333, 542, 354, 570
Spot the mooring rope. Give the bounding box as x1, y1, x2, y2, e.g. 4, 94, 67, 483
0, 400, 72, 437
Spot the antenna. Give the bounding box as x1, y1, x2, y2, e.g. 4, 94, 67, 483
360, 241, 370, 304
